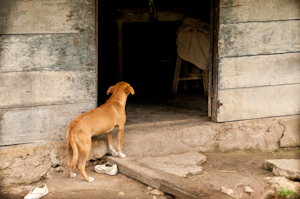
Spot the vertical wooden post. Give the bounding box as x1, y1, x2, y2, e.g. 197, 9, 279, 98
172, 55, 182, 94
203, 70, 209, 95
211, 0, 220, 122
183, 61, 188, 90
117, 22, 123, 81
95, 0, 99, 105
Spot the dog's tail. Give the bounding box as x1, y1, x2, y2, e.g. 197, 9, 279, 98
66, 127, 79, 171
66, 127, 72, 174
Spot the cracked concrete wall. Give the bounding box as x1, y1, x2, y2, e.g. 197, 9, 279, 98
0, 136, 107, 186
178, 117, 285, 152
122, 115, 300, 158
209, 118, 285, 151
191, 115, 299, 152
279, 117, 300, 147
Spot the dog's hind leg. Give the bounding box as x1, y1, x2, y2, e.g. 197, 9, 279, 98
67, 128, 77, 178
67, 139, 76, 178
118, 128, 126, 158
77, 135, 94, 182
107, 132, 118, 156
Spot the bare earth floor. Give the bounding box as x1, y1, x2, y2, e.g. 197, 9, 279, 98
0, 164, 175, 199
195, 149, 300, 198
108, 91, 208, 125
1, 148, 299, 199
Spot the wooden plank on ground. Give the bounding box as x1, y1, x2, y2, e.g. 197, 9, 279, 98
0, 34, 95, 72
0, 0, 95, 34
107, 156, 233, 199
0, 102, 96, 146
219, 20, 300, 57
219, 53, 300, 89
220, 0, 300, 24
0, 71, 96, 108
217, 84, 300, 122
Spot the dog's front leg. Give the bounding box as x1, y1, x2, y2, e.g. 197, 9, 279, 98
118, 128, 126, 158
107, 132, 119, 157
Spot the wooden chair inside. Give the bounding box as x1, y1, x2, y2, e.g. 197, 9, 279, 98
172, 55, 209, 95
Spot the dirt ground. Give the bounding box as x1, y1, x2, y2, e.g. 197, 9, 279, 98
0, 161, 175, 199
1, 147, 299, 199
197, 148, 300, 198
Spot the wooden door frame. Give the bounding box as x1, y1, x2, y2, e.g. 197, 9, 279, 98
95, 0, 219, 120
211, 0, 220, 122
95, 0, 99, 107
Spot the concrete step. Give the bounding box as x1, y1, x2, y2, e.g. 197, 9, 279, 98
107, 152, 234, 199
108, 114, 287, 159
263, 159, 300, 180
109, 117, 212, 158
137, 152, 206, 178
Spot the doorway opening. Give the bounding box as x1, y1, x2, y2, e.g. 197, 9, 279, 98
98, 0, 213, 125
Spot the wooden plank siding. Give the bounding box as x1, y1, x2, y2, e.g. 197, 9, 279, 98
214, 0, 300, 122
0, 0, 95, 34
217, 84, 300, 122
220, 0, 300, 24
0, 71, 96, 108
0, 102, 95, 146
219, 20, 300, 57
219, 53, 300, 89
0, 0, 96, 145
0, 34, 95, 72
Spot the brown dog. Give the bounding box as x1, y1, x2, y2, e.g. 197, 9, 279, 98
66, 82, 134, 182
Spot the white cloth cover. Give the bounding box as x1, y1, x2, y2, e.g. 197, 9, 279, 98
176, 17, 210, 70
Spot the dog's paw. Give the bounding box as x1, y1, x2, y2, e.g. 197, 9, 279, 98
119, 153, 126, 158
112, 151, 119, 157
70, 173, 77, 178
88, 177, 94, 182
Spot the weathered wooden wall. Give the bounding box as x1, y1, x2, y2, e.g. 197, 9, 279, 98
215, 0, 300, 122
0, 0, 96, 145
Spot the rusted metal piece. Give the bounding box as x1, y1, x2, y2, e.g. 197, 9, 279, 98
218, 100, 223, 109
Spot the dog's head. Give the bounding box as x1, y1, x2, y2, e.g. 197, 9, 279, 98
107, 82, 135, 96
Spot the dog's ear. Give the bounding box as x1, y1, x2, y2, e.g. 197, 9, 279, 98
107, 86, 115, 95
125, 86, 135, 95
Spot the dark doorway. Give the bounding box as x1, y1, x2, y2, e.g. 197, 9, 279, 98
98, 0, 212, 124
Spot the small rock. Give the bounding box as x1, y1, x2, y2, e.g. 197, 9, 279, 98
147, 186, 154, 191
118, 191, 125, 196
220, 187, 234, 196
265, 177, 300, 194
263, 159, 300, 181
152, 196, 157, 199
54, 166, 65, 173
149, 189, 165, 196
244, 186, 254, 193
234, 183, 243, 188
260, 190, 275, 199
220, 187, 242, 199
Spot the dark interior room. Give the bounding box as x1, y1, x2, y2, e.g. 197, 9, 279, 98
98, 0, 212, 124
